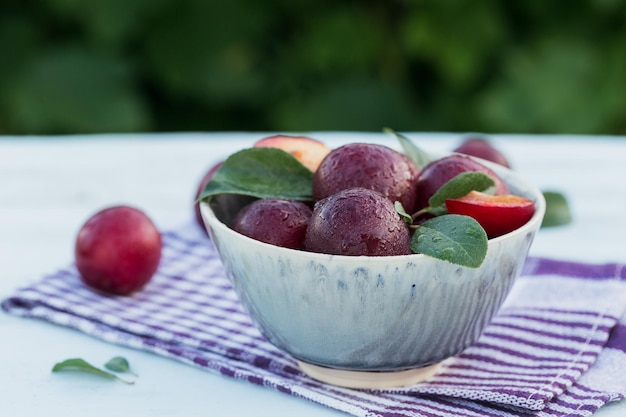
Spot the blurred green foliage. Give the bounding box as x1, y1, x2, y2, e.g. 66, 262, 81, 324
1, 0, 625, 134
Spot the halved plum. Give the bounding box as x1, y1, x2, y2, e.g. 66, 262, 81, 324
445, 191, 535, 238
254, 135, 331, 172
414, 154, 509, 212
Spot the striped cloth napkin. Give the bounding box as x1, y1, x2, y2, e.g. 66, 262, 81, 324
3, 222, 626, 417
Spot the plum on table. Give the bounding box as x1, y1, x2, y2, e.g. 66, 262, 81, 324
75, 206, 162, 295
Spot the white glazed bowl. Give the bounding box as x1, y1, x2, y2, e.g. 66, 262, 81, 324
200, 158, 545, 387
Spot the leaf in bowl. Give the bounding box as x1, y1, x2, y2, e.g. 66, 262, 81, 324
411, 214, 488, 268
199, 148, 314, 201
383, 127, 432, 170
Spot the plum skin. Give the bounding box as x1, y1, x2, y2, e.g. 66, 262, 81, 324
232, 199, 313, 249
446, 191, 535, 238
313, 143, 420, 213
194, 161, 223, 233
254, 135, 331, 172
305, 188, 411, 256
75, 206, 162, 295
414, 154, 509, 211
454, 137, 511, 168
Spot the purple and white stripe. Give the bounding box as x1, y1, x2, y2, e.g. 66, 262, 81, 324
3, 224, 626, 417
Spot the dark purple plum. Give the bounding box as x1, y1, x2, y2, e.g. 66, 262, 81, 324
453, 137, 511, 168
194, 161, 223, 233
312, 143, 420, 213
232, 199, 312, 249
304, 188, 411, 256
414, 154, 509, 211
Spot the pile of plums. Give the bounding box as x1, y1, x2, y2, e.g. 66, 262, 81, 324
196, 135, 535, 257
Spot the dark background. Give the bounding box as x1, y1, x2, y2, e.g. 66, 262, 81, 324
2, 0, 625, 135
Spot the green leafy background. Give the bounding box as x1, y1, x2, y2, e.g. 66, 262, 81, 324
2, 0, 625, 135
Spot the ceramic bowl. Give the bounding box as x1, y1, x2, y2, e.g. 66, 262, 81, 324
200, 156, 546, 388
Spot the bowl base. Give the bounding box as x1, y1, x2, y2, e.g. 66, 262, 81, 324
297, 360, 443, 389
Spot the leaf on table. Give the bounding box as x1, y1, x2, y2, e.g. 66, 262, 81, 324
105, 356, 138, 377
52, 358, 134, 384
541, 190, 572, 228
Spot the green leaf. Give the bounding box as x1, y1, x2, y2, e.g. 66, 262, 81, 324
383, 127, 432, 169
199, 148, 314, 201
52, 358, 134, 384
541, 190, 572, 228
104, 356, 137, 377
394, 201, 413, 224
411, 215, 488, 268
428, 172, 495, 208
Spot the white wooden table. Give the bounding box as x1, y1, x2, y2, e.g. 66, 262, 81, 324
1, 132, 625, 416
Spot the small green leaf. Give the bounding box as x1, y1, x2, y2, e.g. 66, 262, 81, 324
394, 201, 413, 224
428, 172, 495, 208
105, 356, 137, 377
411, 215, 488, 268
199, 148, 314, 201
541, 190, 572, 228
383, 127, 432, 169
52, 358, 134, 384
